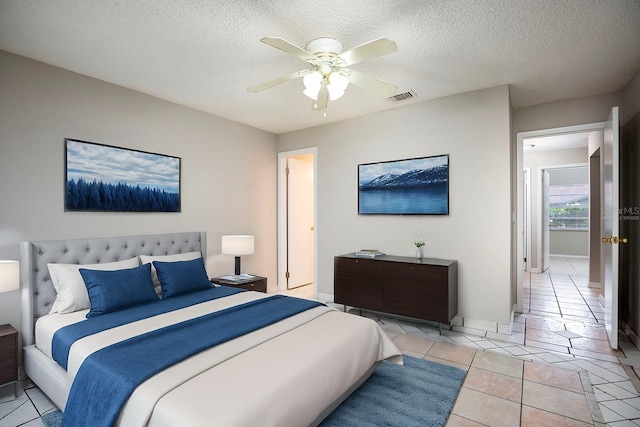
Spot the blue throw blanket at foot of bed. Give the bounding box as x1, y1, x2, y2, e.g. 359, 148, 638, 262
61, 294, 322, 427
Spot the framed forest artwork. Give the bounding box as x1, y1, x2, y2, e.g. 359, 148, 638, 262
64, 138, 181, 212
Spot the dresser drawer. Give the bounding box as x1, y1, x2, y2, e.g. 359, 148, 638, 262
334, 257, 382, 279
233, 279, 267, 293
383, 262, 447, 284
0, 325, 17, 385
334, 257, 383, 311
335, 276, 383, 311
383, 280, 449, 322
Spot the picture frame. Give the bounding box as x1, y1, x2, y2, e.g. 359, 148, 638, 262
358, 154, 449, 215
64, 138, 181, 212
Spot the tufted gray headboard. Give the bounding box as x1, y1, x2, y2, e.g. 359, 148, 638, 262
20, 231, 206, 347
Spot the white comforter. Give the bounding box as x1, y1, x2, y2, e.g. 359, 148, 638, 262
38, 292, 402, 426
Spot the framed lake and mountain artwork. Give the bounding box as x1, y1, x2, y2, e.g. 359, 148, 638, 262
64, 138, 181, 212
358, 154, 449, 215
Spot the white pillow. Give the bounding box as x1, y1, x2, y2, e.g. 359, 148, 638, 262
48, 257, 140, 314
139, 252, 202, 295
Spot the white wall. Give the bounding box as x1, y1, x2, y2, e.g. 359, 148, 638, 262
550, 231, 588, 256
278, 85, 513, 329
623, 68, 640, 123
0, 52, 278, 330
513, 92, 623, 134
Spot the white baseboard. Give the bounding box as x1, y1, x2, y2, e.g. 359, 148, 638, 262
588, 281, 601, 289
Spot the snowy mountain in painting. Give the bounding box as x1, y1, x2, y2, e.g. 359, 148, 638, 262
360, 165, 448, 190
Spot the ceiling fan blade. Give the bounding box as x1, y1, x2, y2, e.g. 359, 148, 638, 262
260, 37, 317, 63
339, 38, 398, 66
247, 70, 308, 93
346, 69, 398, 98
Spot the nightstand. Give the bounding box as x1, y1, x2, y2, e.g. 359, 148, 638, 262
0, 324, 18, 398
210, 275, 267, 293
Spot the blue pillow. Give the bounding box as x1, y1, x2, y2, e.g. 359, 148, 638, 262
80, 263, 159, 318
153, 258, 212, 299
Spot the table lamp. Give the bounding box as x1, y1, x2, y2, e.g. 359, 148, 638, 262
0, 260, 19, 293
221, 235, 254, 275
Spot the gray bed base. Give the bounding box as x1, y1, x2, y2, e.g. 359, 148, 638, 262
20, 231, 206, 410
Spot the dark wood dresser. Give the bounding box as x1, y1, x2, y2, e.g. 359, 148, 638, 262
334, 254, 458, 325
0, 324, 18, 397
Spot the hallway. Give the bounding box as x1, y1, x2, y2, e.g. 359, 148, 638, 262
522, 256, 622, 361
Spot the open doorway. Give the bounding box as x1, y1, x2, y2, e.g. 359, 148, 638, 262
516, 109, 622, 352
516, 122, 607, 313
277, 148, 317, 299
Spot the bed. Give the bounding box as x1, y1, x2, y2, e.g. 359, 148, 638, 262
20, 232, 402, 426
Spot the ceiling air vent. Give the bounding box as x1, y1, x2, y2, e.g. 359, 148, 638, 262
388, 90, 417, 103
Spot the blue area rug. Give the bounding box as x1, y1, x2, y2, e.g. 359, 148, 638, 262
41, 356, 465, 427
321, 355, 467, 427
40, 410, 63, 427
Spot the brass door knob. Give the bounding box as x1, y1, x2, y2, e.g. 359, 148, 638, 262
602, 236, 628, 244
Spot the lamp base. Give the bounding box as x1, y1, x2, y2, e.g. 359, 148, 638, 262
234, 256, 241, 275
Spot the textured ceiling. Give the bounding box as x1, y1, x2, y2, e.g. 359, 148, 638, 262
524, 132, 590, 152
1, 0, 639, 134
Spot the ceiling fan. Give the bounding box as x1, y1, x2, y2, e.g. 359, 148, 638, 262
247, 36, 398, 111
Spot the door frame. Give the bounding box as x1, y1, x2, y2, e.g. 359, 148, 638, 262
516, 122, 607, 314
277, 147, 318, 294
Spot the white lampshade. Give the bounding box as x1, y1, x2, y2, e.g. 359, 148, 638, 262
221, 235, 254, 255
0, 260, 19, 293
303, 71, 323, 100
221, 235, 254, 275
327, 72, 348, 100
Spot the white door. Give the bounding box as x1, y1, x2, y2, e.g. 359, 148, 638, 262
286, 156, 315, 289
603, 106, 620, 349
541, 170, 551, 272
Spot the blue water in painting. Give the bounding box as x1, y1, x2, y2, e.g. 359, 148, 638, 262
359, 183, 448, 214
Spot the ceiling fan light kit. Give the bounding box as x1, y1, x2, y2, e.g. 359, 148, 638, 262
303, 69, 349, 102
248, 36, 398, 111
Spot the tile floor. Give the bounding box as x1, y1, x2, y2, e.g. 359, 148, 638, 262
0, 382, 54, 427
3, 256, 640, 426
